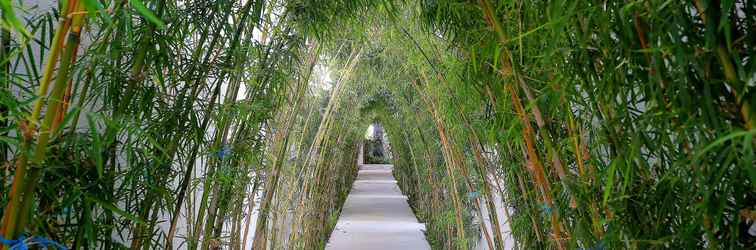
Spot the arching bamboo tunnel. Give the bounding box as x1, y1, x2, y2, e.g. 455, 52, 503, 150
1, 0, 755, 249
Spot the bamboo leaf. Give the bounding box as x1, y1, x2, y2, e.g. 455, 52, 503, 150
694, 129, 756, 162
82, 0, 113, 25
0, 0, 31, 37
603, 157, 619, 207
86, 113, 104, 177
86, 195, 145, 224
129, 0, 165, 29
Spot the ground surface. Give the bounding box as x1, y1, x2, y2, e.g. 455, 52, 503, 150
325, 164, 432, 250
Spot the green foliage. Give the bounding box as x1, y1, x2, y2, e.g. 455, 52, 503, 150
0, 0, 31, 37
2, 0, 754, 249
129, 0, 165, 29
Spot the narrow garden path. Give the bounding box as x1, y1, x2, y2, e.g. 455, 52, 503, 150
325, 164, 432, 250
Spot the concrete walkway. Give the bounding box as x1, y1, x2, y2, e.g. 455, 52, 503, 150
326, 164, 432, 250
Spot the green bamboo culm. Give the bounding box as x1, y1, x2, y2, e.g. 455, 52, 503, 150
1, 0, 754, 250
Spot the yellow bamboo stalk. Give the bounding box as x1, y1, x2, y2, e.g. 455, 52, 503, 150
410, 77, 468, 249
692, 0, 754, 129
465, 125, 507, 250
1, 1, 84, 244
28, 0, 76, 124
477, 0, 567, 247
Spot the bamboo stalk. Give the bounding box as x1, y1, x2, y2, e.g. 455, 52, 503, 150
299, 48, 361, 249
466, 125, 506, 250
1, 1, 85, 244
252, 42, 318, 250
0, 9, 11, 162
477, 0, 566, 247
410, 77, 468, 249
692, 0, 754, 129
164, 16, 228, 248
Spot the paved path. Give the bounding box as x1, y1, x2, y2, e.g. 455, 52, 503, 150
326, 164, 432, 250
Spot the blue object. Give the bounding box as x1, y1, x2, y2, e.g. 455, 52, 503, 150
61, 206, 72, 215
466, 191, 479, 199
216, 144, 232, 159
0, 234, 68, 250
577, 241, 604, 250
0, 235, 24, 250
541, 203, 552, 215
31, 236, 69, 250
